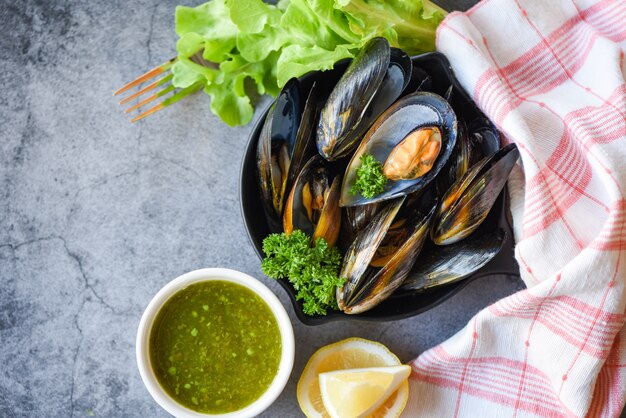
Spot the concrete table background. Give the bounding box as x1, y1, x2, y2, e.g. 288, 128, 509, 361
0, 0, 531, 416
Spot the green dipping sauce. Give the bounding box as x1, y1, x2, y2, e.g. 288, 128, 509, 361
149, 280, 282, 414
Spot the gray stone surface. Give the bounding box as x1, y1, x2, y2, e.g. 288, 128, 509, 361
0, 0, 529, 417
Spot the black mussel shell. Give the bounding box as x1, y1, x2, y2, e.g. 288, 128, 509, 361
316, 37, 411, 161
343, 202, 382, 244
468, 117, 501, 156
338, 195, 437, 314
340, 92, 458, 207
283, 155, 342, 247
433, 143, 520, 245
284, 83, 319, 205
256, 79, 301, 218
257, 80, 322, 220
402, 65, 432, 95
401, 227, 506, 292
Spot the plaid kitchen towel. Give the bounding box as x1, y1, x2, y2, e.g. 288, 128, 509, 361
403, 0, 626, 416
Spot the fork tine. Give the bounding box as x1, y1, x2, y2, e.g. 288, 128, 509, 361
113, 57, 177, 96
131, 81, 204, 122
118, 74, 173, 105
124, 85, 175, 113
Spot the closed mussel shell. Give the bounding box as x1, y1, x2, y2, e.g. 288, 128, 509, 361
337, 198, 404, 311
468, 116, 501, 156
400, 227, 506, 292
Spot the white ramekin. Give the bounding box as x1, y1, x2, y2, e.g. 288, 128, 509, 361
136, 268, 295, 418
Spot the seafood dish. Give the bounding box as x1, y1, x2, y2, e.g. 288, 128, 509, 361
248, 38, 520, 319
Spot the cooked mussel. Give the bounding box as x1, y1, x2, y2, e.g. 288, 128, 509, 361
383, 126, 442, 181
341, 202, 382, 247
432, 143, 519, 245
317, 37, 412, 161
400, 227, 506, 292
253, 45, 521, 319
283, 156, 342, 247
436, 122, 472, 195
340, 92, 457, 207
436, 116, 503, 197
337, 195, 437, 314
257, 80, 318, 219
468, 117, 501, 157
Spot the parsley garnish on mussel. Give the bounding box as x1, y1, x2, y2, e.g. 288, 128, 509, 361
350, 154, 387, 199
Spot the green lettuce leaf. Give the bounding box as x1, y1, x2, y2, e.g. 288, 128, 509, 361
305, 0, 361, 44
204, 52, 281, 126
172, 0, 447, 126
175, 1, 238, 39
279, 0, 353, 49
171, 56, 219, 88
276, 43, 354, 87
227, 0, 281, 34
335, 0, 446, 54
236, 27, 288, 63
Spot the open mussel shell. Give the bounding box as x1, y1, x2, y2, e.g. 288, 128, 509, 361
337, 198, 403, 312
257, 80, 318, 219
317, 37, 412, 161
340, 92, 457, 207
285, 83, 319, 206
337, 196, 437, 314
433, 143, 520, 245
283, 155, 342, 247
400, 227, 506, 292
437, 117, 503, 196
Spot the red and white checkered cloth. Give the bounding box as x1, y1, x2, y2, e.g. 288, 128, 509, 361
403, 0, 626, 416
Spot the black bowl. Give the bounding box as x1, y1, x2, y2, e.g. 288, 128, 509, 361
240, 52, 520, 325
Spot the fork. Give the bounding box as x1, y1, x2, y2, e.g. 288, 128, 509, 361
114, 53, 214, 122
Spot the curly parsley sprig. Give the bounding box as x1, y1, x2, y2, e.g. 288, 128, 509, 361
350, 153, 388, 199
261, 230, 344, 316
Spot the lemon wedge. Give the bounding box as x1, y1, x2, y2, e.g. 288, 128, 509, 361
297, 337, 410, 418
319, 365, 412, 418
